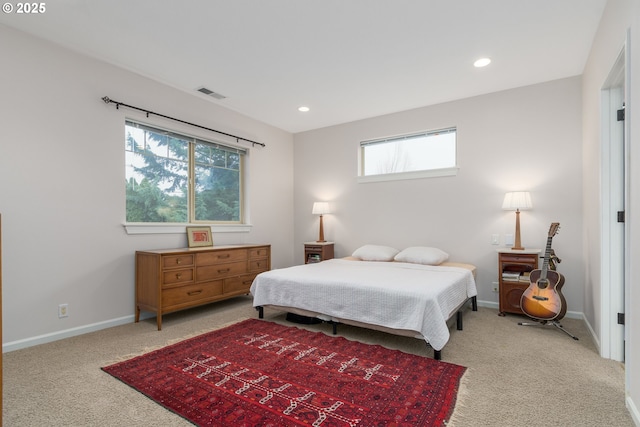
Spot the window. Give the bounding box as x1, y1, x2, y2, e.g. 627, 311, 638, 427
359, 127, 457, 182
125, 120, 244, 224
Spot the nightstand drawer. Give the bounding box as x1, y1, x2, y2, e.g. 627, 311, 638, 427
500, 254, 537, 263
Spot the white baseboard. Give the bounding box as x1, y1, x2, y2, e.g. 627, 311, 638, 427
475, 299, 583, 319
581, 312, 601, 351
2, 314, 137, 353
627, 395, 640, 426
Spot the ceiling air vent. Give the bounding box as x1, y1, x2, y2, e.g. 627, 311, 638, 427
197, 87, 227, 100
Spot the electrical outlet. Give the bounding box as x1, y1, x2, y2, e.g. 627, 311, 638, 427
58, 303, 68, 318
493, 286, 499, 292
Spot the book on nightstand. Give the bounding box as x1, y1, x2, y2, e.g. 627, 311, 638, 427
502, 272, 521, 281
307, 254, 321, 263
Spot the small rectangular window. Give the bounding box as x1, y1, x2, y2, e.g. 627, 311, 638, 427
359, 127, 457, 182
125, 120, 245, 223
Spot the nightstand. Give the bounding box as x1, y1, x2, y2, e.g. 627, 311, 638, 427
304, 242, 334, 264
497, 248, 541, 316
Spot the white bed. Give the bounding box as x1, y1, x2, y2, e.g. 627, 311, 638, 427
250, 257, 477, 360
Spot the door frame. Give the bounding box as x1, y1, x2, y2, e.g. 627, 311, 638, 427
600, 32, 630, 362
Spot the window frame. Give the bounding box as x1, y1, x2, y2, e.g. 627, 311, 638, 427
357, 127, 458, 183
124, 119, 250, 235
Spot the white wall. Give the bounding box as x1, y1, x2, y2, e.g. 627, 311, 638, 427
293, 77, 584, 311
582, 0, 640, 422
0, 25, 295, 348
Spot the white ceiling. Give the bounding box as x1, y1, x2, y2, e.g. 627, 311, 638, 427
1, 0, 607, 133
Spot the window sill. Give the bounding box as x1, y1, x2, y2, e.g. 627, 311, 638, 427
124, 223, 253, 235
357, 167, 458, 183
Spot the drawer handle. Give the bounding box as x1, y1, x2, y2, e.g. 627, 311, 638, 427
255, 262, 262, 267
243, 280, 253, 285
218, 268, 230, 274
187, 290, 203, 296
176, 259, 182, 265
176, 273, 182, 279
218, 254, 231, 259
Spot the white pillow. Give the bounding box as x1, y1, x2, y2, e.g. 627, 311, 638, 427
351, 245, 399, 261
394, 246, 449, 265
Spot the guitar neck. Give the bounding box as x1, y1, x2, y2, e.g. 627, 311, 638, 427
541, 237, 553, 279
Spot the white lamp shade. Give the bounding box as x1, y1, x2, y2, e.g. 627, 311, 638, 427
502, 192, 532, 210
312, 202, 330, 215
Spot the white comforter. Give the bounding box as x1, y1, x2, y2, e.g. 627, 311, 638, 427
250, 259, 477, 351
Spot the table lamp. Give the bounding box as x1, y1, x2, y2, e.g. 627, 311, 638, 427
502, 191, 532, 250
312, 202, 330, 243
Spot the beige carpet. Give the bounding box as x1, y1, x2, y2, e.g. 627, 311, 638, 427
2, 296, 634, 426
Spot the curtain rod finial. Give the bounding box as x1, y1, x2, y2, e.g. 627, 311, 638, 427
102, 96, 111, 104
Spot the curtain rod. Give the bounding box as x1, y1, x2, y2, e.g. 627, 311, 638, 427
101, 96, 266, 148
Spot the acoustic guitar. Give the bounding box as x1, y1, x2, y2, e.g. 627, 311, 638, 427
520, 223, 567, 321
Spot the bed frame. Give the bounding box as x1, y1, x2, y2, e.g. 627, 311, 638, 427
255, 295, 477, 360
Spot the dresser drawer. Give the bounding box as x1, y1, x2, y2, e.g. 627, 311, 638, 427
249, 247, 269, 259
249, 258, 269, 273
162, 254, 194, 269
162, 281, 224, 307
197, 261, 246, 281
196, 249, 247, 265
224, 274, 256, 294
162, 268, 194, 286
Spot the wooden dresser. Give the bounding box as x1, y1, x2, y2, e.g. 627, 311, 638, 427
135, 244, 270, 330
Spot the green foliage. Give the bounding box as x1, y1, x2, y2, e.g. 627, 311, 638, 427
125, 123, 241, 223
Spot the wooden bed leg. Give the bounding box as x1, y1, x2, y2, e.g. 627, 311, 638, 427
472, 295, 478, 311
256, 306, 264, 319
457, 310, 463, 330
330, 321, 338, 335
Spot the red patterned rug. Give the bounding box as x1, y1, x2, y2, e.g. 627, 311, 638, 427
102, 319, 466, 426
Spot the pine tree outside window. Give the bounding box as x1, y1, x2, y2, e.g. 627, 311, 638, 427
125, 120, 244, 224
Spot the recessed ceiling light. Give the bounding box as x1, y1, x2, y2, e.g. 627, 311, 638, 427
298, 106, 310, 112
474, 58, 491, 68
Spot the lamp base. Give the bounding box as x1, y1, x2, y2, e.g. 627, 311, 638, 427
512, 210, 525, 251
317, 215, 325, 243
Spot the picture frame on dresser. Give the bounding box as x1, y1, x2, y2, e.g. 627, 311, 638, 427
186, 226, 213, 248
